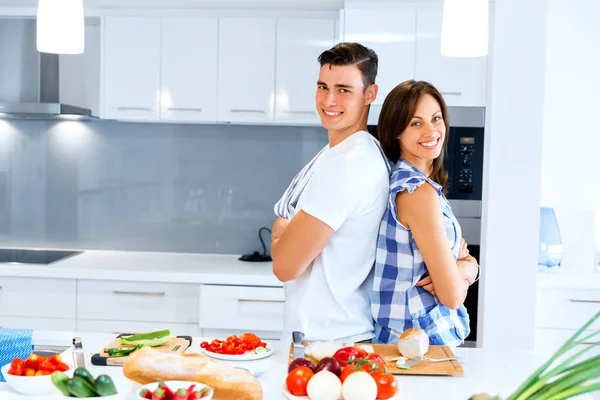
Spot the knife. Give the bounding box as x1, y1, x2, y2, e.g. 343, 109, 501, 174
291, 331, 305, 360
72, 337, 85, 369
396, 356, 423, 370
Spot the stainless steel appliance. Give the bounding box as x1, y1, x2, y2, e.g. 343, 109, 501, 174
0, 249, 82, 264
368, 106, 485, 345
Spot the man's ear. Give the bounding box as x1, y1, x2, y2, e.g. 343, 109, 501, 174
365, 83, 379, 106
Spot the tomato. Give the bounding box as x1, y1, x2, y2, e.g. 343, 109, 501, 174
48, 354, 62, 365
38, 360, 57, 373
353, 345, 368, 358
24, 368, 36, 377
240, 333, 261, 348
56, 362, 70, 372
285, 366, 314, 396
369, 370, 398, 399
339, 365, 359, 383
368, 353, 386, 365
333, 347, 360, 367
25, 354, 40, 369
9, 358, 25, 376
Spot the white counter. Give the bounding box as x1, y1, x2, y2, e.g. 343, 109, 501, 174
0, 249, 281, 287
2, 331, 598, 400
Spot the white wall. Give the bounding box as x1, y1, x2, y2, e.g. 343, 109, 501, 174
540, 0, 600, 274
479, 0, 548, 349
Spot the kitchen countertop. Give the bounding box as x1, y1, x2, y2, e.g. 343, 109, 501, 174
536, 267, 600, 290
0, 249, 281, 287
2, 331, 598, 400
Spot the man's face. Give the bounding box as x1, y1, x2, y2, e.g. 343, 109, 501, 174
315, 64, 377, 133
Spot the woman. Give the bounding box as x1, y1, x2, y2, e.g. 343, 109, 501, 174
370, 80, 480, 346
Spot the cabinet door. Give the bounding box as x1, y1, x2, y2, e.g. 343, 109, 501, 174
218, 18, 276, 123
344, 7, 416, 110
275, 18, 335, 125
161, 18, 218, 122
0, 277, 76, 319
415, 6, 488, 107
103, 17, 161, 121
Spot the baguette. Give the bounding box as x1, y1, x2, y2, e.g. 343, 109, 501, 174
123, 347, 263, 400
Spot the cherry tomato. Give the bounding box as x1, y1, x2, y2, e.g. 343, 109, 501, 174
285, 366, 314, 396
333, 346, 360, 367
9, 358, 25, 376
24, 368, 36, 376
25, 354, 40, 369
368, 353, 386, 365
370, 370, 398, 399
48, 354, 63, 365
339, 365, 359, 383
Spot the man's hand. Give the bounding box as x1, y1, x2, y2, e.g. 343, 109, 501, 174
271, 217, 290, 241
458, 238, 470, 260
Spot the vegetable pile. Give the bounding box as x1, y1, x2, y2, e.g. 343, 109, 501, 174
139, 382, 212, 400
200, 333, 268, 355
51, 367, 117, 397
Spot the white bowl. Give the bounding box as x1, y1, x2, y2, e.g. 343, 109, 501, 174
136, 380, 214, 400
1, 362, 63, 395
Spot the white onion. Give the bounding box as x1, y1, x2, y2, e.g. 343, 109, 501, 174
306, 370, 342, 400
341, 371, 377, 400
397, 328, 429, 358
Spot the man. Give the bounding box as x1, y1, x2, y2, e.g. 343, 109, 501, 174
271, 43, 390, 343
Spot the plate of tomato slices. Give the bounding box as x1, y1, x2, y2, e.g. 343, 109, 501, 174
200, 333, 275, 361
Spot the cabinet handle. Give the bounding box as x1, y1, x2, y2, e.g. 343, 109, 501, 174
112, 290, 166, 297
230, 109, 267, 114
112, 332, 131, 335
284, 110, 316, 115
166, 107, 203, 112
570, 299, 600, 304
116, 107, 153, 111
441, 92, 462, 96
238, 299, 285, 304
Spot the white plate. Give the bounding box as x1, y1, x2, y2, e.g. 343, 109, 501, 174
201, 342, 275, 361
281, 383, 401, 400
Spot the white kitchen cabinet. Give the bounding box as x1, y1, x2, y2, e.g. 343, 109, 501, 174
76, 319, 201, 337
199, 285, 284, 335
536, 287, 600, 331
0, 277, 76, 319
160, 18, 218, 122
102, 17, 161, 121
218, 18, 276, 123
275, 18, 335, 125
415, 6, 489, 107
343, 7, 417, 110
0, 317, 76, 331
77, 280, 199, 324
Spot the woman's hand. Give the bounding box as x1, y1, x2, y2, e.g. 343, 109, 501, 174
458, 238, 470, 260
416, 274, 436, 296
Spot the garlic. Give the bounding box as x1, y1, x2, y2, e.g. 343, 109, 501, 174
397, 328, 429, 359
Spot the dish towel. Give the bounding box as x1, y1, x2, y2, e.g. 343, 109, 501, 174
0, 328, 33, 382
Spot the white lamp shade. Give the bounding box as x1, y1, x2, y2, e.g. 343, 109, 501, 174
36, 0, 84, 54
441, 0, 489, 58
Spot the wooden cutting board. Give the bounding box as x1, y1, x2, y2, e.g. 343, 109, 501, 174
91, 334, 192, 367
288, 342, 464, 377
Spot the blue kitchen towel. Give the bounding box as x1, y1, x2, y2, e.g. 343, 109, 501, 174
0, 328, 33, 382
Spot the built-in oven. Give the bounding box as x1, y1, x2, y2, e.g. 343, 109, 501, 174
368, 106, 485, 345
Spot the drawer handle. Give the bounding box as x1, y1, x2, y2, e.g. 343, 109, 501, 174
441, 92, 462, 96
230, 109, 267, 114
570, 299, 600, 304
283, 110, 316, 115
166, 107, 202, 112
112, 290, 166, 297
238, 299, 285, 304
116, 107, 153, 111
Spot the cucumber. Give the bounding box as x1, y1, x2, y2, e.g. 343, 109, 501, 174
254, 346, 269, 354
67, 376, 97, 398
73, 368, 96, 388
51, 371, 71, 396
94, 375, 117, 396
120, 330, 172, 347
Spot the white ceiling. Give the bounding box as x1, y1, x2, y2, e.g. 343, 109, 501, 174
0, 0, 345, 10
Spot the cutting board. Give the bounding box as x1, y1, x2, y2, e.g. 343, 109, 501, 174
91, 334, 192, 367
288, 342, 464, 377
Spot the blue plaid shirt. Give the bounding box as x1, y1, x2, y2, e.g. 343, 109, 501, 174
369, 159, 470, 346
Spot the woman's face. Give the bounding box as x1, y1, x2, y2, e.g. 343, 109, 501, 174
398, 94, 446, 165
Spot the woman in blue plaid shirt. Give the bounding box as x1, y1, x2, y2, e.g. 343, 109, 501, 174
369, 80, 480, 346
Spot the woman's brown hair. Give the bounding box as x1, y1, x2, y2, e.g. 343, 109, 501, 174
377, 80, 449, 190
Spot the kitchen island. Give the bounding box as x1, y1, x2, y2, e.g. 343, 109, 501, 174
1, 331, 596, 400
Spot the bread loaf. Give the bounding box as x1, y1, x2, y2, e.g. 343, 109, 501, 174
123, 347, 262, 400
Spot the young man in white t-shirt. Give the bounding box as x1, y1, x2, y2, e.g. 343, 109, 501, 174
271, 43, 390, 343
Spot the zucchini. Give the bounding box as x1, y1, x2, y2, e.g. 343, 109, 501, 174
73, 367, 96, 388
51, 371, 71, 396
120, 330, 172, 347
67, 376, 97, 398
94, 375, 117, 396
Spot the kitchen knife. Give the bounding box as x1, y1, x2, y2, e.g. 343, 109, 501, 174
291, 331, 305, 360
396, 356, 424, 370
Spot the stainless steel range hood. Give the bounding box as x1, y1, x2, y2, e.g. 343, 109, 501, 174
0, 18, 93, 120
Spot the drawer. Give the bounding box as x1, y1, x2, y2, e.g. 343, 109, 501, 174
0, 277, 76, 318
199, 285, 284, 332
536, 288, 600, 330
0, 316, 76, 331
77, 280, 199, 324
77, 319, 201, 337
535, 328, 600, 356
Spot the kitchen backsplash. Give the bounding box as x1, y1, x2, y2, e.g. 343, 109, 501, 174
0, 119, 327, 254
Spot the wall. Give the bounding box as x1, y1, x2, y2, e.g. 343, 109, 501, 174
540, 0, 600, 274
0, 119, 327, 254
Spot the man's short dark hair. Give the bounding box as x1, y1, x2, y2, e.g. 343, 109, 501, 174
317, 42, 378, 90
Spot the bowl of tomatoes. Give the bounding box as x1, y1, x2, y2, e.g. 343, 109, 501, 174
1, 353, 71, 395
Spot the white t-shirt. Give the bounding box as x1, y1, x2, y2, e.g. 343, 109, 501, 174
282, 131, 390, 343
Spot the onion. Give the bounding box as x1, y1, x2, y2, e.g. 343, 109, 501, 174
306, 370, 342, 400
397, 328, 429, 358
314, 357, 341, 377
342, 371, 377, 400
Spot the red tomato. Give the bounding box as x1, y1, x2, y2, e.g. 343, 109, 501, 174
353, 345, 368, 358
285, 366, 314, 396
38, 360, 57, 373
339, 365, 359, 383
9, 358, 25, 376
56, 362, 70, 372
24, 368, 36, 376
240, 333, 262, 348
368, 353, 386, 365
333, 347, 360, 367
25, 354, 40, 369
369, 370, 398, 399
48, 354, 62, 365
